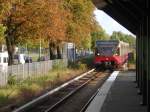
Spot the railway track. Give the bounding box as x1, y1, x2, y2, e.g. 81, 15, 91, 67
13, 69, 110, 112
79, 90, 99, 112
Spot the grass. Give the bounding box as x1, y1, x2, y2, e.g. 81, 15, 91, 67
0, 57, 91, 109
0, 68, 85, 108
0, 85, 20, 106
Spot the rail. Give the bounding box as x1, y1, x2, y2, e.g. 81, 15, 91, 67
13, 69, 95, 112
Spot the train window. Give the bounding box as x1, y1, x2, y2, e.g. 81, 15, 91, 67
95, 46, 120, 56
100, 47, 114, 56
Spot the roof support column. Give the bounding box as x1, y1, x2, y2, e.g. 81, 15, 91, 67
146, 0, 150, 111
147, 13, 150, 112
136, 17, 147, 106
136, 30, 140, 87
137, 23, 143, 95
141, 17, 148, 105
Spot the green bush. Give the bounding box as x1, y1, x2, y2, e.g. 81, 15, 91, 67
68, 55, 94, 70
68, 61, 87, 70
78, 62, 87, 70
80, 56, 94, 68
52, 60, 66, 70
68, 61, 80, 69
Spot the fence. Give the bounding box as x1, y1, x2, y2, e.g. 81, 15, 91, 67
0, 59, 68, 86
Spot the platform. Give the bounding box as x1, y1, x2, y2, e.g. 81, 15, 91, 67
85, 71, 147, 112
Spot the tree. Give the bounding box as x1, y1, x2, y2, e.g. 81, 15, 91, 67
0, 0, 67, 64
0, 0, 12, 22
81, 34, 91, 49
0, 0, 105, 64
2, 0, 48, 64
110, 31, 136, 46
63, 0, 98, 49
0, 24, 6, 44
42, 0, 67, 59
91, 29, 110, 49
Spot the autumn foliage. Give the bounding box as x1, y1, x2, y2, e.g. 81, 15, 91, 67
0, 0, 104, 64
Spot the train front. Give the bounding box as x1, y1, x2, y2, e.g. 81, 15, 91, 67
94, 40, 120, 69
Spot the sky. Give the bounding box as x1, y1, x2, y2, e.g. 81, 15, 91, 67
94, 9, 135, 36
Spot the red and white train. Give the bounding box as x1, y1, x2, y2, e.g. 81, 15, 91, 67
94, 40, 130, 69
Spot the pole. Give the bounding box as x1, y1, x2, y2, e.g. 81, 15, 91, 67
39, 38, 41, 61
39, 38, 42, 60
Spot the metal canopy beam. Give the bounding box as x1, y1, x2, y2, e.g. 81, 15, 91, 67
102, 5, 137, 34
112, 0, 140, 23
93, 0, 147, 34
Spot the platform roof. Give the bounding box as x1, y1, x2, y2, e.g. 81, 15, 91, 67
93, 0, 147, 35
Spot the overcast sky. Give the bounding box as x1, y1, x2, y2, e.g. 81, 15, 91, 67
94, 9, 135, 36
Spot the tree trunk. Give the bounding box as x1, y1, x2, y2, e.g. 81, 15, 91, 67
49, 42, 55, 60
57, 45, 61, 59
5, 36, 15, 65
4, 16, 16, 65
7, 47, 14, 65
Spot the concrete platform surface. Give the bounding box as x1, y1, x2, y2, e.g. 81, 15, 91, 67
86, 71, 147, 112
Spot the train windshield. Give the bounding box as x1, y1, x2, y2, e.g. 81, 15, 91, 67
96, 46, 117, 56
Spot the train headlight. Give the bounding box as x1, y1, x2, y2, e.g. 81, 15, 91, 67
115, 53, 118, 56
97, 53, 100, 56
